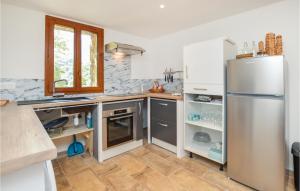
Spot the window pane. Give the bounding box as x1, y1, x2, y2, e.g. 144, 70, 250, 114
54, 25, 74, 87
81, 30, 98, 87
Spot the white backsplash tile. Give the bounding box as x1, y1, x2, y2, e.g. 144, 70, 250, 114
0, 54, 182, 100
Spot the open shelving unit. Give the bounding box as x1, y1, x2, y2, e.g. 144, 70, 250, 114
186, 100, 222, 106
35, 104, 99, 157
185, 120, 223, 132
50, 125, 93, 140
184, 93, 226, 169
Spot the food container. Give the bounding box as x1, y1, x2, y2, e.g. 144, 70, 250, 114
46, 127, 63, 138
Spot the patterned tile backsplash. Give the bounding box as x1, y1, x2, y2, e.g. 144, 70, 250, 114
0, 54, 183, 100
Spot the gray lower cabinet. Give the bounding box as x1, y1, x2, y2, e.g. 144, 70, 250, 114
150, 98, 177, 146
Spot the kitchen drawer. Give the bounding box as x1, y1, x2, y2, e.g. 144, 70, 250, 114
151, 118, 177, 146
150, 98, 176, 123
184, 83, 223, 95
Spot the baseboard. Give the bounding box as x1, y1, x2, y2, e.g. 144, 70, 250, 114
152, 137, 177, 153
100, 140, 143, 161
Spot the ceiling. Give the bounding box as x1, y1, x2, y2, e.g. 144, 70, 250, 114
3, 0, 282, 38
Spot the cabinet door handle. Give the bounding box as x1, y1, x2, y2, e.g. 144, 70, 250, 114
185, 65, 188, 79
158, 122, 168, 127
159, 103, 168, 107
193, 88, 207, 91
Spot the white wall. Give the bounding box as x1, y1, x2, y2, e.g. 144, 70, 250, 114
145, 0, 299, 170
0, 3, 152, 79
1, 3, 45, 79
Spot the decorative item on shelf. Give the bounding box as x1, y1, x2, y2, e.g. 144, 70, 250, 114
257, 41, 265, 56
193, 132, 211, 143
149, 80, 165, 93
237, 33, 284, 58
275, 34, 283, 55
236, 53, 253, 59
236, 41, 253, 59
163, 67, 183, 83
252, 41, 258, 57
0, 99, 9, 107
265, 32, 276, 55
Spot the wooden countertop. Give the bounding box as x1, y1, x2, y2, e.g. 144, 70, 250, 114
0, 102, 57, 175
146, 93, 183, 100
32, 93, 182, 109
97, 93, 183, 102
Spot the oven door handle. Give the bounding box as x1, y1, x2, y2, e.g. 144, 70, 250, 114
109, 114, 133, 121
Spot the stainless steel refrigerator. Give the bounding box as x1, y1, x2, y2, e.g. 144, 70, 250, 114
226, 56, 286, 191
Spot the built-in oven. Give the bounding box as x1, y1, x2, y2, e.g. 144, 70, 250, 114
102, 106, 137, 150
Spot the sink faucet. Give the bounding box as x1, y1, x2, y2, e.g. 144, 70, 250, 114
53, 79, 68, 97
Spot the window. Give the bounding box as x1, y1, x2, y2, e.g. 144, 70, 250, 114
45, 16, 104, 95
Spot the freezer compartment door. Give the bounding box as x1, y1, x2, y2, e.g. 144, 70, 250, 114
227, 56, 284, 95
227, 95, 285, 191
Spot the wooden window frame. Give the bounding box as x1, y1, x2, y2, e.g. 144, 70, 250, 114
45, 15, 104, 96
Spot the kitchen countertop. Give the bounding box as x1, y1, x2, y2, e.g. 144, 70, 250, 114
147, 93, 183, 100
0, 102, 57, 175
0, 92, 182, 174
32, 93, 183, 109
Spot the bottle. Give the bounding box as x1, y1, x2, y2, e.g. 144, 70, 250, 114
73, 114, 79, 127
86, 112, 92, 128
252, 41, 257, 57
243, 41, 250, 54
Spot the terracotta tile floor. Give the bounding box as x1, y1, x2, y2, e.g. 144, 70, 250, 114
53, 144, 296, 191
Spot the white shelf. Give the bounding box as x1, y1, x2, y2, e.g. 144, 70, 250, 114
185, 142, 222, 164
185, 120, 223, 132
51, 125, 93, 140
184, 92, 226, 165
187, 100, 222, 106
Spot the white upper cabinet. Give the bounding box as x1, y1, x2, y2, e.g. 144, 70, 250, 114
183, 38, 236, 94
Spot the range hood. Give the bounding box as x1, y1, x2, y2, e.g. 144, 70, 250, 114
105, 42, 145, 56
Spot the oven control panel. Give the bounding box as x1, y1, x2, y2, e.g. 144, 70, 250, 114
114, 109, 127, 115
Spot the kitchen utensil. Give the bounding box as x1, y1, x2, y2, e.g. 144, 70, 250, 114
67, 135, 84, 157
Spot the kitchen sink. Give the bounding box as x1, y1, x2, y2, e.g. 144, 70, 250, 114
17, 97, 94, 105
